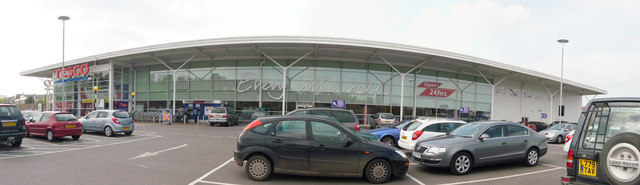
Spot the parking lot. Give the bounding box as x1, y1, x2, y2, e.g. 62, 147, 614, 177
1, 122, 569, 185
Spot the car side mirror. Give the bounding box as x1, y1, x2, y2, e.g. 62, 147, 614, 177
28, 119, 34, 123
344, 137, 353, 147
478, 134, 490, 141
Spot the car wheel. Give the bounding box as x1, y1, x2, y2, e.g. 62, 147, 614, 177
381, 136, 395, 146
601, 133, 640, 185
11, 138, 22, 147
450, 152, 472, 175
209, 122, 215, 127
125, 132, 133, 136
46, 130, 55, 141
524, 148, 539, 167
364, 159, 392, 184
26, 129, 30, 137
72, 135, 80, 140
104, 126, 114, 137
557, 136, 564, 144
246, 155, 272, 181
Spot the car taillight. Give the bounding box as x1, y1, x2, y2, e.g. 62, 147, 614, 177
131, 120, 134, 124
567, 149, 574, 168
242, 120, 263, 131
566, 134, 573, 142
379, 118, 382, 123
112, 118, 120, 124
355, 124, 360, 131
222, 115, 228, 118
412, 130, 424, 140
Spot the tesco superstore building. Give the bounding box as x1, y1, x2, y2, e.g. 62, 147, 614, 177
20, 36, 606, 123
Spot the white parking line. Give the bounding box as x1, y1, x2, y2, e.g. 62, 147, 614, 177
540, 163, 565, 169
407, 174, 426, 185
199, 180, 240, 185
188, 158, 234, 185
436, 167, 563, 185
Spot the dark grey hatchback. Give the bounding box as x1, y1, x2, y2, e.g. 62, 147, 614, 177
234, 115, 409, 183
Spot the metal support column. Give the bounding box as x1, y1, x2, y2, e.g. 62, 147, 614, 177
477, 70, 508, 119
108, 61, 114, 110
260, 50, 314, 115
378, 55, 425, 121
544, 85, 559, 123
154, 52, 200, 118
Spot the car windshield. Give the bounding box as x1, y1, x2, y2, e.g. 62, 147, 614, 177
0, 106, 23, 119
549, 124, 564, 130
113, 111, 130, 118
450, 123, 485, 137
54, 114, 77, 121
211, 108, 226, 113
380, 113, 394, 119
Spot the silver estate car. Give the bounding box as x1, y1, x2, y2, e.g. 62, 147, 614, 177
79, 110, 134, 137
412, 121, 548, 175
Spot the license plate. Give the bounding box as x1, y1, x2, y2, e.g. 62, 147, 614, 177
123, 127, 131, 130
2, 122, 16, 127
412, 152, 421, 158
578, 159, 597, 177
65, 125, 76, 128
401, 136, 407, 140
215, 115, 221, 117
385, 121, 391, 123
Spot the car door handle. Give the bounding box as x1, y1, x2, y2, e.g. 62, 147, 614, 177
501, 142, 507, 145
272, 139, 282, 144
315, 144, 325, 149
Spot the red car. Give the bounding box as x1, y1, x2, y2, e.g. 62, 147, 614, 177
26, 111, 82, 141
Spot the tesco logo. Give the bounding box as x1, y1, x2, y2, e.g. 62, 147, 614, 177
53, 64, 90, 78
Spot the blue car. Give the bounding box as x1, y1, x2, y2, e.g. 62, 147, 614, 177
368, 120, 413, 146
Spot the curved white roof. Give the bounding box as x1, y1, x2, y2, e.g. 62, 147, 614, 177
20, 36, 605, 95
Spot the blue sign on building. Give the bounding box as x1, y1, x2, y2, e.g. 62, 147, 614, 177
459, 107, 469, 114
331, 100, 345, 108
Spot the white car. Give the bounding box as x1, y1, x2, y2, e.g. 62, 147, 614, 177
397, 118, 466, 150
563, 130, 575, 152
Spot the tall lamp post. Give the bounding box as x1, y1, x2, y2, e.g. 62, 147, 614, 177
557, 39, 569, 123
93, 86, 98, 111
131, 92, 135, 113
58, 15, 70, 112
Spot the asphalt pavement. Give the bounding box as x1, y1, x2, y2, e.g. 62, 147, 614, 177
0, 122, 569, 185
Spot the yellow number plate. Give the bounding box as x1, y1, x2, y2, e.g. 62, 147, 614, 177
123, 127, 131, 130
2, 122, 16, 127
215, 115, 221, 117
578, 159, 597, 177
401, 136, 407, 140
65, 125, 76, 128
385, 121, 391, 123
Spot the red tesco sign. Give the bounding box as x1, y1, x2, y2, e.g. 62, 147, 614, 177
53, 64, 90, 78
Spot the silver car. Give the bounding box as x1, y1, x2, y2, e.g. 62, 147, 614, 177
411, 121, 548, 175
539, 123, 576, 143
208, 107, 238, 126
79, 110, 134, 137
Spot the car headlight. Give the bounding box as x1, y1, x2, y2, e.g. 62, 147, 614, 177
395, 150, 408, 159
424, 147, 447, 154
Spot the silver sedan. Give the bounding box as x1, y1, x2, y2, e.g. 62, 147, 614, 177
539, 123, 576, 143
411, 121, 548, 175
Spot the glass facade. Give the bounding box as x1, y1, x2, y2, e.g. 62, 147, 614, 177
128, 59, 493, 119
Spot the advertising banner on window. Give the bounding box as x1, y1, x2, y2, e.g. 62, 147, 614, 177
417, 81, 456, 97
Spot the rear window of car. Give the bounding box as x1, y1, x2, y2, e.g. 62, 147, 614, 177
211, 108, 226, 113
54, 114, 77, 121
330, 110, 356, 123
404, 121, 422, 131
380, 113, 394, 119
581, 102, 640, 150
0, 106, 22, 119
113, 111, 130, 118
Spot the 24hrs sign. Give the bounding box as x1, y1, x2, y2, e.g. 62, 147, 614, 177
418, 82, 455, 97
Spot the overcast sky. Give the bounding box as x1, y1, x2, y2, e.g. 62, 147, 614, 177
1, 0, 638, 101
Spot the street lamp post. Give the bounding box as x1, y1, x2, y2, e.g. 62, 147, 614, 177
93, 86, 98, 111
58, 15, 70, 112
131, 92, 135, 113
557, 39, 569, 124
